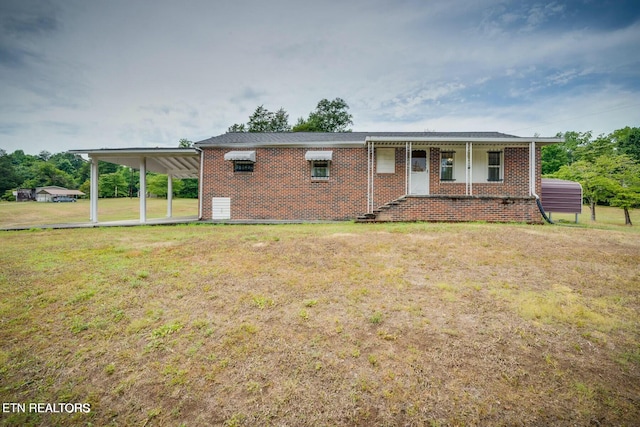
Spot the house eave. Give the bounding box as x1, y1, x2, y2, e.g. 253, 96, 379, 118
196, 141, 364, 149
364, 136, 564, 145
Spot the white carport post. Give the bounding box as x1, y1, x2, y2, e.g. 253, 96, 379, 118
166, 173, 173, 218
139, 157, 147, 223
90, 157, 99, 223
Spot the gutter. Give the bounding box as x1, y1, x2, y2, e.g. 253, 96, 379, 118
365, 136, 564, 145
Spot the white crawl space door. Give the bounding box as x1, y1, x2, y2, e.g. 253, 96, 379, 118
212, 197, 231, 220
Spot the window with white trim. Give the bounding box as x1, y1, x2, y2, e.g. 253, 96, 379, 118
311, 160, 329, 179
440, 151, 455, 181
487, 151, 503, 182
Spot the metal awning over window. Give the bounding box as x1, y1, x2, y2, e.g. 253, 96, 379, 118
224, 150, 256, 162
305, 151, 333, 161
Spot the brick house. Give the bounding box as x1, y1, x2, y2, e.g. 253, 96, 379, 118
195, 132, 563, 223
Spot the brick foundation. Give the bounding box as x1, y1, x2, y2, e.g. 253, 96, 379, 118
375, 195, 542, 223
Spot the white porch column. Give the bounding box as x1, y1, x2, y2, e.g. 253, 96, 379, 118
466, 142, 473, 196
90, 157, 99, 223
167, 173, 173, 218
405, 142, 412, 195
529, 141, 536, 197
198, 148, 204, 220
367, 141, 374, 213
139, 157, 147, 223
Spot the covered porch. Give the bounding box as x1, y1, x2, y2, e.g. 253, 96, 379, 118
363, 136, 560, 222
68, 148, 201, 224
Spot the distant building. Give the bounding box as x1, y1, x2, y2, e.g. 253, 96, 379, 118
35, 186, 85, 202
16, 188, 36, 202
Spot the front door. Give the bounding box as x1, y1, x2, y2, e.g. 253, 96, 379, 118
410, 150, 429, 194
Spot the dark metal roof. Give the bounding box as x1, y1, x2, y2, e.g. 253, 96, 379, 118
195, 131, 523, 146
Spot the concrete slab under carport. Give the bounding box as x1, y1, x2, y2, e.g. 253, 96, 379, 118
68, 147, 201, 224
0, 216, 347, 231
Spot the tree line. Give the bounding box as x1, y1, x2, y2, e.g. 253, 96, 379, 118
227, 98, 353, 133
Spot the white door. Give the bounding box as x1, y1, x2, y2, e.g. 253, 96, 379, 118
410, 150, 429, 194
212, 197, 231, 220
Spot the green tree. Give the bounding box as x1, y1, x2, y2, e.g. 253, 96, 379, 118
99, 160, 119, 175
178, 138, 193, 148
228, 106, 291, 132
23, 162, 76, 189
98, 172, 128, 198
541, 144, 569, 175
9, 150, 39, 185
0, 150, 20, 197
37, 150, 52, 162
574, 133, 615, 163
227, 123, 246, 132
607, 155, 640, 226
52, 152, 88, 187
247, 105, 290, 132
147, 174, 184, 198
611, 126, 640, 162
177, 178, 198, 198
542, 131, 592, 175
292, 98, 353, 132
554, 156, 618, 221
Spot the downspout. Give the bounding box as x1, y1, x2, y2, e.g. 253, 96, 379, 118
368, 140, 374, 213
530, 141, 553, 224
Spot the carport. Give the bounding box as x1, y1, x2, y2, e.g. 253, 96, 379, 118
68, 148, 200, 224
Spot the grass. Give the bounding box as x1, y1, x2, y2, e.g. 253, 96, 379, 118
0, 198, 198, 228
0, 204, 639, 425
548, 204, 640, 227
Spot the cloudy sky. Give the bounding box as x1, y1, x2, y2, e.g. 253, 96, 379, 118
1, 0, 639, 154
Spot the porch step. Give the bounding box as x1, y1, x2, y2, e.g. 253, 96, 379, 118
355, 196, 407, 222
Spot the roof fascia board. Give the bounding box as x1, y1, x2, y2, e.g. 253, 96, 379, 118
68, 148, 198, 157
196, 141, 364, 149
364, 136, 564, 144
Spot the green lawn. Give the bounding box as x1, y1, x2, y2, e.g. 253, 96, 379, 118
0, 221, 638, 426
548, 204, 639, 226
0, 198, 198, 228
0, 199, 637, 230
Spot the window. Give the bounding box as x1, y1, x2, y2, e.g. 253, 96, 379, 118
487, 151, 502, 181
234, 161, 254, 173
311, 161, 329, 179
440, 151, 455, 181
376, 148, 395, 173
411, 150, 427, 172
224, 150, 256, 173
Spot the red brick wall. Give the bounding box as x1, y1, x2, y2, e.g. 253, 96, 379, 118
200, 145, 543, 222
429, 147, 536, 197
376, 196, 542, 223
201, 147, 368, 220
